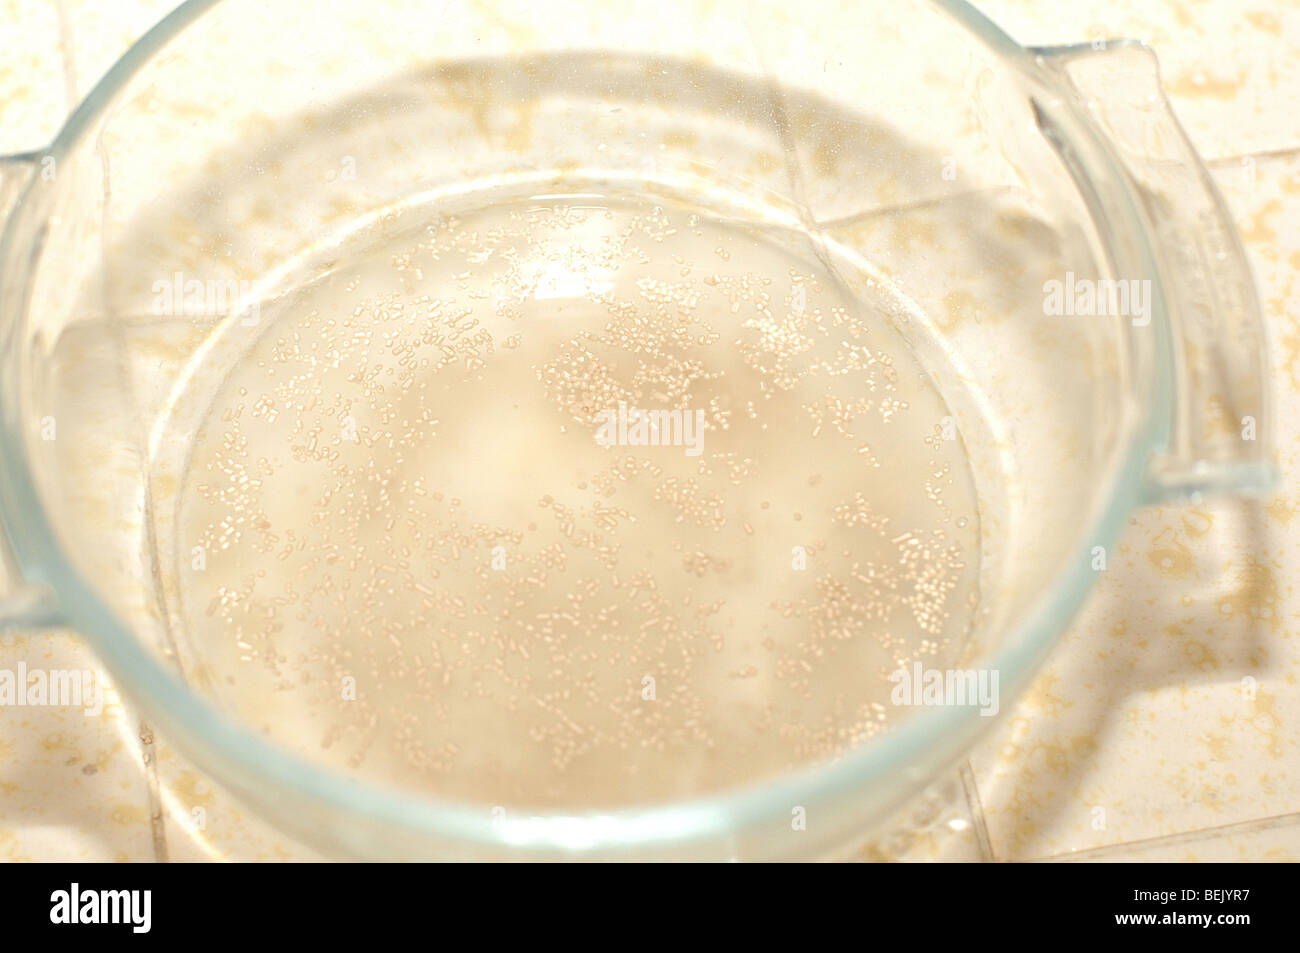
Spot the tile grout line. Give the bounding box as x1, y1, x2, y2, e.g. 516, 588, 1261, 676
50, 0, 80, 119
93, 103, 174, 866
1031, 809, 1300, 863
50, 0, 173, 863
1205, 145, 1300, 168
138, 720, 170, 862
959, 760, 997, 862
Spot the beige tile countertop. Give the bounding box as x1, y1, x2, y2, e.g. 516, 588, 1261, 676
0, 0, 1297, 862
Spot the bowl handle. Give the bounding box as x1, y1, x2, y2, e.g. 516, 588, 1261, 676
0, 152, 65, 631
1033, 39, 1276, 502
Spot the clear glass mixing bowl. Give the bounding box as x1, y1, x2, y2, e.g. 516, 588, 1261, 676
0, 0, 1274, 859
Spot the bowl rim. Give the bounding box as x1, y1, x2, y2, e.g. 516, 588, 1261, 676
0, 0, 1169, 857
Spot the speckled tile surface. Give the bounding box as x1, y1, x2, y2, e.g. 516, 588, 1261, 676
0, 0, 1296, 862
0, 0, 68, 154
0, 632, 157, 861
967, 152, 1300, 862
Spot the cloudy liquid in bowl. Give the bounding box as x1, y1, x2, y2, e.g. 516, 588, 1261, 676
174, 192, 980, 808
